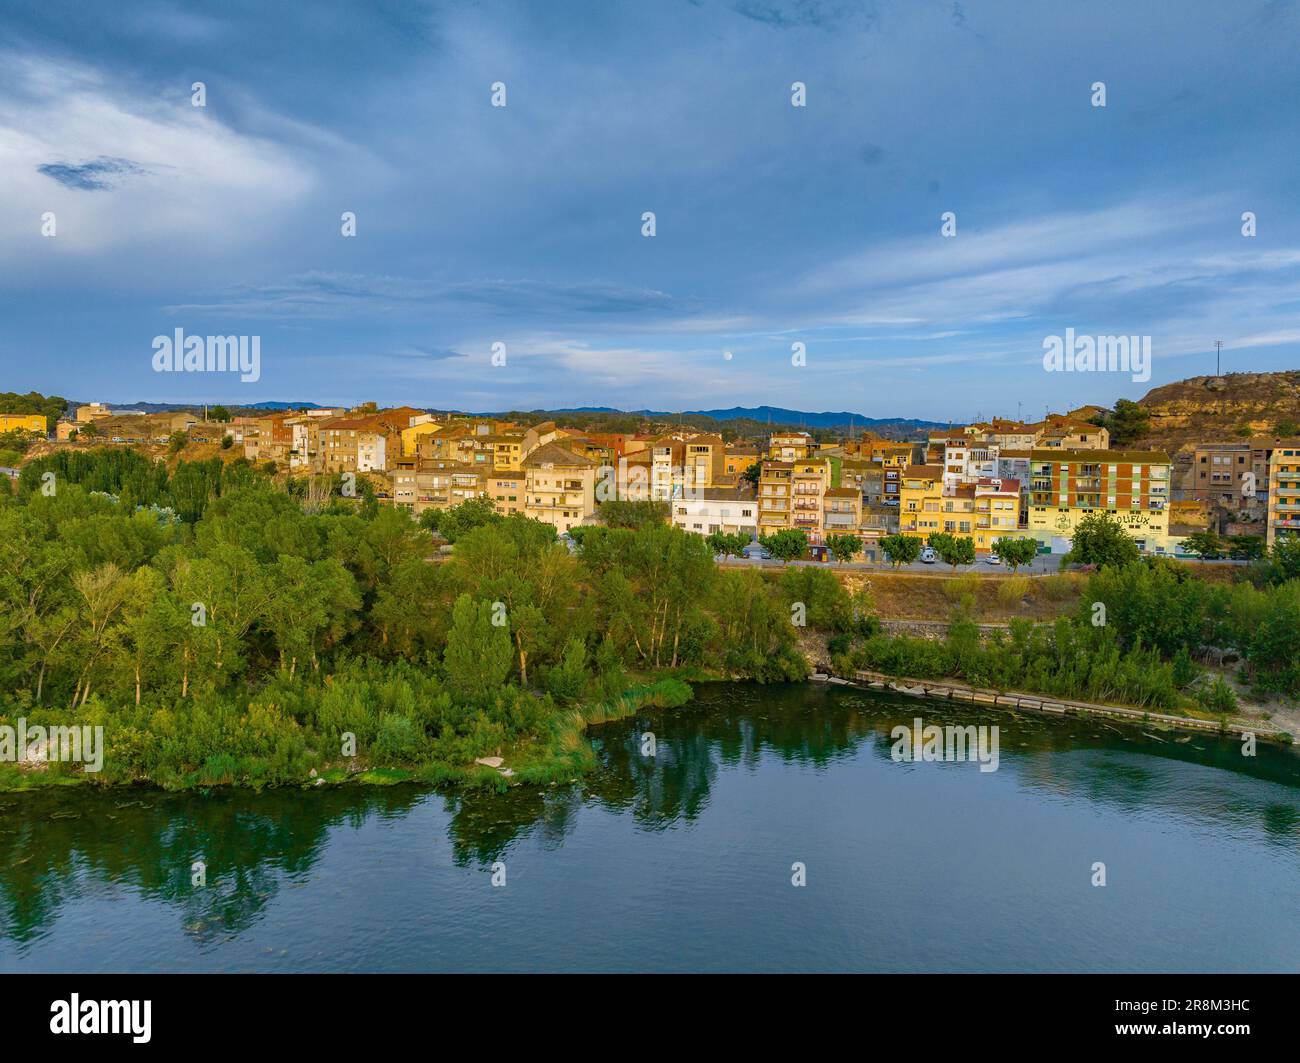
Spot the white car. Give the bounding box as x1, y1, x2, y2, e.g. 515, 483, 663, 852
919, 548, 937, 564
984, 554, 1002, 565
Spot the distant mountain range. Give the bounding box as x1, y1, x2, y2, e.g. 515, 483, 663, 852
89, 400, 328, 412
508, 405, 950, 431
83, 400, 947, 432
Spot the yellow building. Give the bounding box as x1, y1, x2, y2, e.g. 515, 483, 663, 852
899, 464, 944, 538
758, 461, 793, 532
76, 403, 112, 423
401, 420, 445, 457
524, 443, 596, 534
1027, 448, 1171, 554
1266, 445, 1300, 549
486, 470, 526, 515
973, 478, 1023, 553
724, 445, 760, 477
0, 413, 46, 435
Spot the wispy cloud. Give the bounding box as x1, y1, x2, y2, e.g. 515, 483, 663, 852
37, 155, 149, 190
167, 273, 683, 319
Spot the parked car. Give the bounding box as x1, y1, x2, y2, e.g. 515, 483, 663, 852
919, 547, 937, 564
984, 553, 1001, 565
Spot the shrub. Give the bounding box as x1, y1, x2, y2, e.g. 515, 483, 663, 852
997, 576, 1030, 605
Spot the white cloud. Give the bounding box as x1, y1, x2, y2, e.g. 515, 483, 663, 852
0, 53, 315, 268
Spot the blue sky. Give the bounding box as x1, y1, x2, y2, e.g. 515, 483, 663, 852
1, 0, 1297, 420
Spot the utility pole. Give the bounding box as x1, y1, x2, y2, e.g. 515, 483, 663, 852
1215, 339, 1223, 377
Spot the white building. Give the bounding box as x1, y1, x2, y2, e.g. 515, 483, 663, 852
671, 487, 758, 536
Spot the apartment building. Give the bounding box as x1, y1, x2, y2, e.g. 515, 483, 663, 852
899, 465, 944, 538
723, 444, 760, 477
1027, 448, 1171, 554
937, 483, 976, 536
758, 461, 793, 532
671, 486, 758, 537
682, 433, 726, 489
973, 478, 1023, 553
524, 443, 596, 534
1248, 437, 1300, 504
391, 459, 477, 515
1266, 446, 1300, 549
821, 487, 862, 537
931, 435, 969, 491
650, 438, 685, 501
1187, 443, 1253, 505
869, 441, 918, 468
485, 471, 527, 515
462, 433, 525, 472
858, 503, 899, 562
839, 458, 879, 502
768, 432, 814, 462
401, 419, 446, 457
791, 458, 831, 543
242, 414, 294, 464
320, 412, 405, 473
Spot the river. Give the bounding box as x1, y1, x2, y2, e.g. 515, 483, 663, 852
3, 682, 1298, 972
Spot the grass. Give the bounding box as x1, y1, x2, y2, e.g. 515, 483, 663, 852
838, 569, 1085, 623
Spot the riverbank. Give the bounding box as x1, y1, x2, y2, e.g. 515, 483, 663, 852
839, 669, 1293, 744
0, 676, 698, 795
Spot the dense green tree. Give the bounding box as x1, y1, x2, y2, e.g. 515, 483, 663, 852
928, 533, 975, 570
880, 534, 920, 568
442, 595, 514, 700
825, 533, 861, 564
1182, 529, 1225, 559
759, 528, 807, 564
992, 537, 1039, 571
1063, 512, 1142, 569
598, 499, 669, 529
423, 496, 503, 542
1089, 399, 1149, 447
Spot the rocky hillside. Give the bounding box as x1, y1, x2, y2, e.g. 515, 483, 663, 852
1135, 371, 1300, 453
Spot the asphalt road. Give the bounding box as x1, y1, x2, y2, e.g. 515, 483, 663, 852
716, 553, 1242, 575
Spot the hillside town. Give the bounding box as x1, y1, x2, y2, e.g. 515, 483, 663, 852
4, 392, 1297, 561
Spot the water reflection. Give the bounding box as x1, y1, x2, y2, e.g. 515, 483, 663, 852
2, 682, 1298, 956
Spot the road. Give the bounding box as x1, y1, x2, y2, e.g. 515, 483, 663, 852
717, 553, 1242, 576
718, 554, 1061, 575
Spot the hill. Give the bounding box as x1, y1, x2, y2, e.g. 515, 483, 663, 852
1134, 371, 1300, 451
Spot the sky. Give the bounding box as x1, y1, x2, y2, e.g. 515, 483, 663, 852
1, 0, 1297, 421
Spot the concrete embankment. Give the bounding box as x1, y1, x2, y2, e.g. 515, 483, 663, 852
840, 669, 1291, 744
